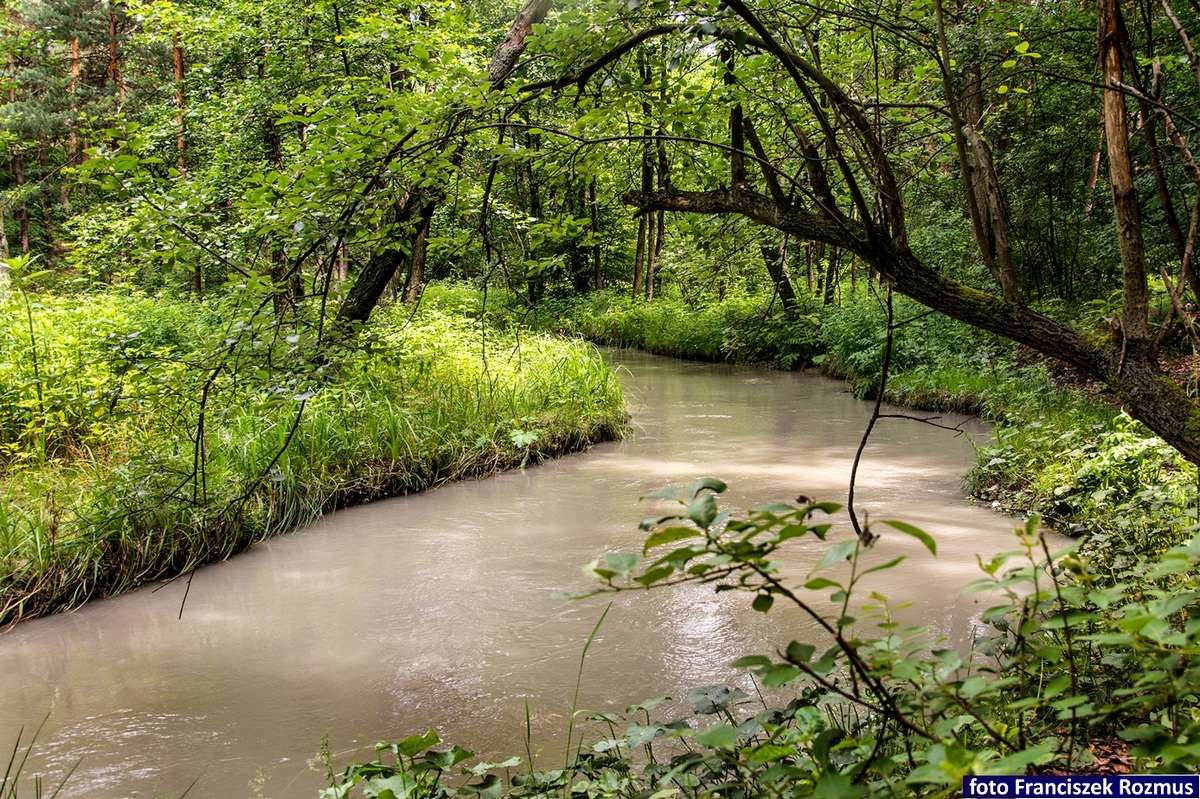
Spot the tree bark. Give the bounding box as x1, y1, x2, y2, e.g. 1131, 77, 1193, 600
935, 0, 1019, 303
403, 202, 435, 303
589, 177, 603, 289
62, 37, 80, 208
173, 35, 187, 178
644, 210, 656, 301
107, 11, 125, 104
0, 205, 10, 263
1100, 0, 1150, 341
761, 241, 798, 312
13, 154, 28, 255
962, 123, 1019, 302
722, 45, 747, 189
823, 247, 839, 306
631, 215, 646, 298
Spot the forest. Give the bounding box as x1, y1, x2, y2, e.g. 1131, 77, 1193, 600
2, 0, 1200, 795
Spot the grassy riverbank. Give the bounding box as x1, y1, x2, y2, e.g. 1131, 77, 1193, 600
489, 285, 1197, 566
0, 291, 625, 625
821, 297, 1197, 570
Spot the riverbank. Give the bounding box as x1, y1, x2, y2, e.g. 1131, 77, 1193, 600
484, 286, 1197, 568
0, 292, 626, 626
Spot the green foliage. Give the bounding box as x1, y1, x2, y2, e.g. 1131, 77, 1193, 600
819, 293, 1006, 400
0, 290, 626, 624
812, 293, 1199, 567
328, 484, 1200, 796
968, 405, 1198, 573
535, 290, 824, 369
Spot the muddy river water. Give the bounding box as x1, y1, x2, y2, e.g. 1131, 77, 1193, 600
0, 350, 1032, 797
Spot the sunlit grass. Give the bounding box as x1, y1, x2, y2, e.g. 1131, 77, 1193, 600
0, 293, 626, 625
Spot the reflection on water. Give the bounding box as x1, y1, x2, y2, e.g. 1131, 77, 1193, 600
1, 351, 1029, 797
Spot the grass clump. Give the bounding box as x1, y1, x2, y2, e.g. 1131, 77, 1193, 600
0, 290, 626, 625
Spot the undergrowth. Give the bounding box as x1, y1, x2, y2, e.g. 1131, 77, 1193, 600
0, 289, 626, 625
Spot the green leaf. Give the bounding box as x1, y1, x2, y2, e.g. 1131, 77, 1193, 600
687, 493, 718, 528
687, 476, 727, 498
396, 729, 440, 756
786, 641, 815, 663
696, 724, 739, 749
642, 526, 698, 553
762, 665, 801, 687
880, 520, 937, 555
747, 743, 794, 763
813, 772, 865, 799
731, 655, 772, 668
819, 539, 857, 569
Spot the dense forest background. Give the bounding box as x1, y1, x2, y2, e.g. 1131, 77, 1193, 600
5, 0, 1200, 791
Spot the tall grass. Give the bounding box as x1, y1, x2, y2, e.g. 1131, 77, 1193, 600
0, 292, 626, 625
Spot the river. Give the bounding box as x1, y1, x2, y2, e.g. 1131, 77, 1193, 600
0, 350, 1028, 797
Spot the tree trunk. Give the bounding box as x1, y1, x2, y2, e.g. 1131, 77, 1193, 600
761, 241, 798, 312
589, 178, 603, 289
722, 45, 746, 188
13, 154, 28, 255
934, 0, 1019, 302
644, 210, 656, 300
173, 35, 187, 177
107, 11, 125, 104
631, 216, 646, 298
403, 202, 435, 303
62, 37, 80, 208
822, 247, 839, 306
1100, 0, 1150, 341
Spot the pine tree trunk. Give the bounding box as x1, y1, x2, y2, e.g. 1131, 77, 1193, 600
61, 37, 80, 209
107, 11, 125, 104
14, 155, 28, 255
